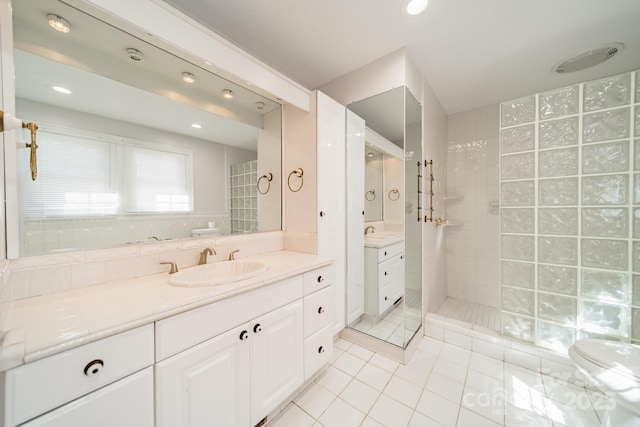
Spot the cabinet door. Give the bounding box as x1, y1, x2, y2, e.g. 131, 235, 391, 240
346, 110, 366, 324
21, 367, 153, 427
250, 300, 303, 426
317, 91, 346, 334
155, 324, 251, 427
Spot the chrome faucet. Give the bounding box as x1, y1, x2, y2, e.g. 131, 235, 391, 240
160, 261, 179, 274
145, 236, 160, 242
364, 226, 375, 235
228, 249, 240, 260
199, 248, 216, 265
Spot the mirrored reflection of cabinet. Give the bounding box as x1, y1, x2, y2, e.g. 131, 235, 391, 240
364, 242, 405, 322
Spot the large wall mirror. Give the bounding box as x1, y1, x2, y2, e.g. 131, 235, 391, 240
13, 0, 282, 257
346, 86, 423, 349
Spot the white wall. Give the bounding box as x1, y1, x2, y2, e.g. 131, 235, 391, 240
422, 81, 448, 314
445, 104, 500, 308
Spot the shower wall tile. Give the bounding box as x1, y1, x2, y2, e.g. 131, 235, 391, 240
501, 208, 534, 234
499, 70, 639, 349
583, 107, 630, 143
538, 293, 577, 325
501, 95, 536, 127
502, 313, 535, 343
537, 321, 576, 352
502, 235, 534, 261
538, 264, 577, 295
538, 236, 577, 265
581, 238, 628, 271
582, 270, 628, 304
500, 125, 535, 153
581, 174, 628, 205
633, 309, 640, 340
501, 152, 534, 180
539, 117, 579, 149
447, 104, 500, 308
582, 141, 629, 174
538, 208, 578, 235
501, 180, 535, 206
582, 300, 628, 337
538, 178, 578, 206
501, 261, 534, 289
581, 207, 628, 238
539, 85, 578, 119
583, 73, 630, 112
501, 287, 535, 316
538, 147, 578, 177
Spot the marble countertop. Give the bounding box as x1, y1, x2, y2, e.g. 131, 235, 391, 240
364, 235, 405, 248
0, 250, 331, 371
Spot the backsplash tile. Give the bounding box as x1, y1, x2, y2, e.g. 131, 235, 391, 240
5, 231, 284, 300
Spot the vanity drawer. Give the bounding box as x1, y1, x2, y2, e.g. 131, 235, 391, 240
377, 242, 404, 262
303, 285, 333, 337
304, 324, 333, 381
379, 283, 395, 314
303, 265, 332, 295
6, 324, 154, 426
156, 275, 303, 361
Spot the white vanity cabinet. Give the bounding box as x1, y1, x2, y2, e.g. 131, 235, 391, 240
364, 242, 405, 321
155, 300, 303, 427
3, 325, 154, 427
154, 269, 331, 427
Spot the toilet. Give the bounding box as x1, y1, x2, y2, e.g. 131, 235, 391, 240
568, 339, 640, 427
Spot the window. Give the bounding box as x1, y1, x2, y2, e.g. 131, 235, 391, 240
21, 126, 193, 218
124, 144, 192, 213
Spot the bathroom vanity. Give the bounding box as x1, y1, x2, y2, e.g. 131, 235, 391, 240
364, 236, 405, 323
0, 251, 333, 427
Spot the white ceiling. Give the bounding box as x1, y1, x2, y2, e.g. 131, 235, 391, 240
162, 0, 640, 114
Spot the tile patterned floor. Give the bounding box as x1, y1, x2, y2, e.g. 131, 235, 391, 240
269, 336, 607, 427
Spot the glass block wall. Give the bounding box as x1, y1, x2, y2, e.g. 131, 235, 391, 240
230, 160, 258, 233
499, 70, 640, 352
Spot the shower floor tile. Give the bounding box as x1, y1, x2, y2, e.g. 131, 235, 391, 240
437, 298, 500, 332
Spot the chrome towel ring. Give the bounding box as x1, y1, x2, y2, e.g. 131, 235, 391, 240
388, 188, 400, 201
287, 168, 304, 192
257, 172, 273, 194
365, 189, 376, 201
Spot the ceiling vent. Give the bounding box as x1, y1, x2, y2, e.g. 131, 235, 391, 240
554, 43, 623, 74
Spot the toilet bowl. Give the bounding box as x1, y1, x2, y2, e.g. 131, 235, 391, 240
568, 339, 640, 427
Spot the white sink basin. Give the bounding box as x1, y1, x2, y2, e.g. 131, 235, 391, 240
365, 232, 402, 240
169, 260, 269, 287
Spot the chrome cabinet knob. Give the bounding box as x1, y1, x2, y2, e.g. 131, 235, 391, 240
239, 330, 249, 341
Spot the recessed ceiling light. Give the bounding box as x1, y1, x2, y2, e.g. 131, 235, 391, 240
182, 72, 195, 84
191, 123, 202, 129
222, 89, 234, 99
553, 43, 624, 74
402, 0, 429, 16
126, 48, 144, 62
255, 102, 265, 110
52, 86, 72, 95
47, 14, 71, 33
